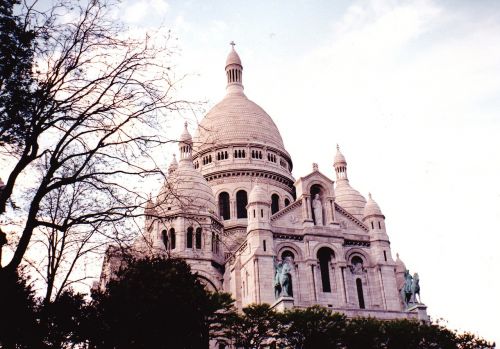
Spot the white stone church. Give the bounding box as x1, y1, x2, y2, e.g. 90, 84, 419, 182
99, 45, 428, 322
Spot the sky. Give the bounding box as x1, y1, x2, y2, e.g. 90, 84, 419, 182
2, 0, 499, 344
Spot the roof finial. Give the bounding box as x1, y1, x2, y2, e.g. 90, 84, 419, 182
336, 144, 340, 151
369, 192, 372, 200
230, 40, 236, 49
184, 121, 188, 128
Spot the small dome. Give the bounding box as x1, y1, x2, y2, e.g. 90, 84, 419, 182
226, 46, 242, 67
364, 193, 384, 218
335, 181, 367, 220
146, 197, 154, 209
168, 154, 178, 174
334, 144, 346, 165
180, 122, 192, 144
157, 160, 217, 215
248, 184, 270, 204
395, 253, 406, 273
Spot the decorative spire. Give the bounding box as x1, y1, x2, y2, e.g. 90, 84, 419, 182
168, 154, 178, 174
334, 145, 348, 181
225, 42, 243, 93
179, 123, 192, 161
312, 163, 319, 172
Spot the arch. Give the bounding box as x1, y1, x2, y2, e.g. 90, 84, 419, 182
351, 255, 364, 266
236, 190, 248, 218
281, 250, 295, 261
310, 183, 325, 225
307, 180, 333, 198
356, 278, 365, 309
161, 229, 168, 250
195, 273, 219, 292
276, 243, 303, 261
345, 248, 371, 267
195, 227, 202, 249
187, 227, 193, 249
169, 228, 176, 249
284, 198, 290, 207
218, 192, 230, 220
317, 247, 335, 292
271, 193, 280, 214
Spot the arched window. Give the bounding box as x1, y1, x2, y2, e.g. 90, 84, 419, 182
211, 232, 215, 252
310, 184, 324, 225
351, 256, 363, 268
169, 228, 176, 249
317, 247, 334, 292
187, 227, 193, 248
236, 190, 248, 218
281, 250, 294, 261
195, 228, 202, 249
271, 194, 280, 214
161, 229, 168, 250
356, 278, 365, 309
218, 192, 230, 220
284, 198, 290, 207
216, 235, 220, 254
280, 251, 294, 297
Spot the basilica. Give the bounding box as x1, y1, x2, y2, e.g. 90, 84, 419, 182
99, 45, 428, 322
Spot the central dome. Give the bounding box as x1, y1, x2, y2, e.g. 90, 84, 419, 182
194, 92, 288, 154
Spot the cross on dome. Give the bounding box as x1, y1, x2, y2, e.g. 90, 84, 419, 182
230, 40, 236, 48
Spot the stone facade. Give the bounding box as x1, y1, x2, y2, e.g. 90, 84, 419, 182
99, 45, 427, 322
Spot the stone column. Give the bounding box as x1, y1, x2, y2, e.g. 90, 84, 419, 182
326, 197, 335, 225
309, 263, 318, 302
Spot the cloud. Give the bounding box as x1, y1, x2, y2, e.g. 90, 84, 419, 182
122, 0, 169, 23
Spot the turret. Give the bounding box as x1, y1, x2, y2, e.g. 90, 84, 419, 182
333, 145, 367, 220
334, 144, 348, 181
363, 193, 386, 234
168, 154, 178, 174
179, 122, 193, 161
247, 183, 271, 233
225, 41, 243, 94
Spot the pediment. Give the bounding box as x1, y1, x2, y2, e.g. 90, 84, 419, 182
270, 200, 303, 228
335, 203, 369, 234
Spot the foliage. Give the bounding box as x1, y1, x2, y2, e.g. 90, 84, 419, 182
221, 303, 279, 349
89, 256, 234, 349
0, 269, 41, 349
0, 0, 35, 147
276, 306, 346, 349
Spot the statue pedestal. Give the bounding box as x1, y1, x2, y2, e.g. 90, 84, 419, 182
271, 297, 294, 311
407, 303, 429, 323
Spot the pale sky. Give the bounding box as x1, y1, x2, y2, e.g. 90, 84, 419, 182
2, 0, 499, 344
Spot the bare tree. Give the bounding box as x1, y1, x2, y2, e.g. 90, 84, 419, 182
0, 0, 188, 277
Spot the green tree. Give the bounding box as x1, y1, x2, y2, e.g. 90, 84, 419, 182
0, 269, 42, 349
0, 0, 35, 147
224, 303, 279, 349
277, 306, 346, 349
39, 290, 88, 349
89, 256, 233, 349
